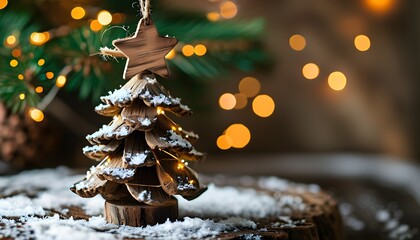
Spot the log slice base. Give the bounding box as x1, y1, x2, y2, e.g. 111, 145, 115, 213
104, 197, 178, 226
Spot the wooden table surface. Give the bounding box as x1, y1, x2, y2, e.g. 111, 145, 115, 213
196, 154, 420, 239
0, 154, 418, 239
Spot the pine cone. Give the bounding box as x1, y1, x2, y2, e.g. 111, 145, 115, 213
0, 102, 59, 169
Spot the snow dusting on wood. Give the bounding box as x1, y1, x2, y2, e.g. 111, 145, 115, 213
160, 130, 192, 149
0, 168, 416, 239
101, 168, 136, 180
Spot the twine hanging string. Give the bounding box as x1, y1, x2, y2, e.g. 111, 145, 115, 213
99, 0, 152, 58
139, 0, 151, 24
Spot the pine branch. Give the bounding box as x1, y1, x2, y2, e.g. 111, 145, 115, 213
155, 16, 265, 42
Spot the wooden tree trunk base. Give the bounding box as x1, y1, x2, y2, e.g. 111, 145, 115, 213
104, 197, 178, 227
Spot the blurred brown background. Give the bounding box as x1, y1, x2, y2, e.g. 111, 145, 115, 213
160, 0, 420, 160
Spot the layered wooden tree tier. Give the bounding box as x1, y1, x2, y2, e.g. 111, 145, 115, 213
71, 74, 207, 226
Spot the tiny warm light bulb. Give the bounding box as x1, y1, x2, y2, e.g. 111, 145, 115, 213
178, 127, 183, 131
165, 49, 176, 60
157, 107, 165, 115
354, 35, 371, 52
112, 13, 126, 24
364, 0, 396, 14
97, 10, 113, 25
177, 163, 185, 170
0, 0, 8, 10
18, 74, 24, 80
188, 180, 194, 184
38, 59, 45, 66
225, 124, 251, 149
90, 20, 102, 32
46, 72, 54, 79
19, 93, 25, 100
182, 45, 195, 57
216, 135, 233, 150
302, 63, 320, 80
289, 34, 306, 51
252, 95, 275, 118
238, 77, 261, 98
10, 59, 18, 67
219, 93, 236, 110
29, 108, 45, 122
194, 44, 207, 56
6, 35, 16, 46
56, 75, 67, 88
171, 126, 177, 131
206, 12, 220, 22
30, 32, 47, 45
71, 6, 86, 20
220, 1, 238, 19
328, 71, 347, 91
12, 49, 21, 57
35, 86, 44, 93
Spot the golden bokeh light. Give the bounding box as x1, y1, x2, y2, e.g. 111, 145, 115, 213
35, 86, 44, 93
12, 49, 21, 57
194, 44, 207, 56
90, 20, 103, 32
207, 12, 220, 22
217, 135, 233, 150
238, 77, 261, 98
18, 74, 24, 80
225, 124, 251, 148
165, 49, 176, 60
71, 6, 86, 20
233, 93, 247, 109
0, 0, 8, 10
112, 13, 126, 24
30, 32, 48, 45
219, 93, 236, 110
289, 34, 306, 51
220, 1, 238, 19
252, 95, 275, 118
302, 63, 320, 80
10, 59, 18, 67
38, 59, 45, 66
19, 93, 25, 100
46, 72, 54, 79
29, 108, 44, 122
328, 71, 347, 91
6, 35, 16, 46
364, 0, 395, 14
354, 35, 371, 51
182, 45, 195, 57
97, 10, 113, 25
56, 75, 67, 88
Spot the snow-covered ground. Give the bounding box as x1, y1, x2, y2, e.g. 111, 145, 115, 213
1, 167, 416, 240
0, 167, 315, 240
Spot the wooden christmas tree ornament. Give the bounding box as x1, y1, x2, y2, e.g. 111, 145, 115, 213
71, 0, 206, 227
113, 19, 178, 80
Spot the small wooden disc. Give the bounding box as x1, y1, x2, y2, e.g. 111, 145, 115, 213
104, 197, 178, 227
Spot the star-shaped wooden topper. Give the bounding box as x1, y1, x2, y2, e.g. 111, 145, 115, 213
113, 19, 178, 79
